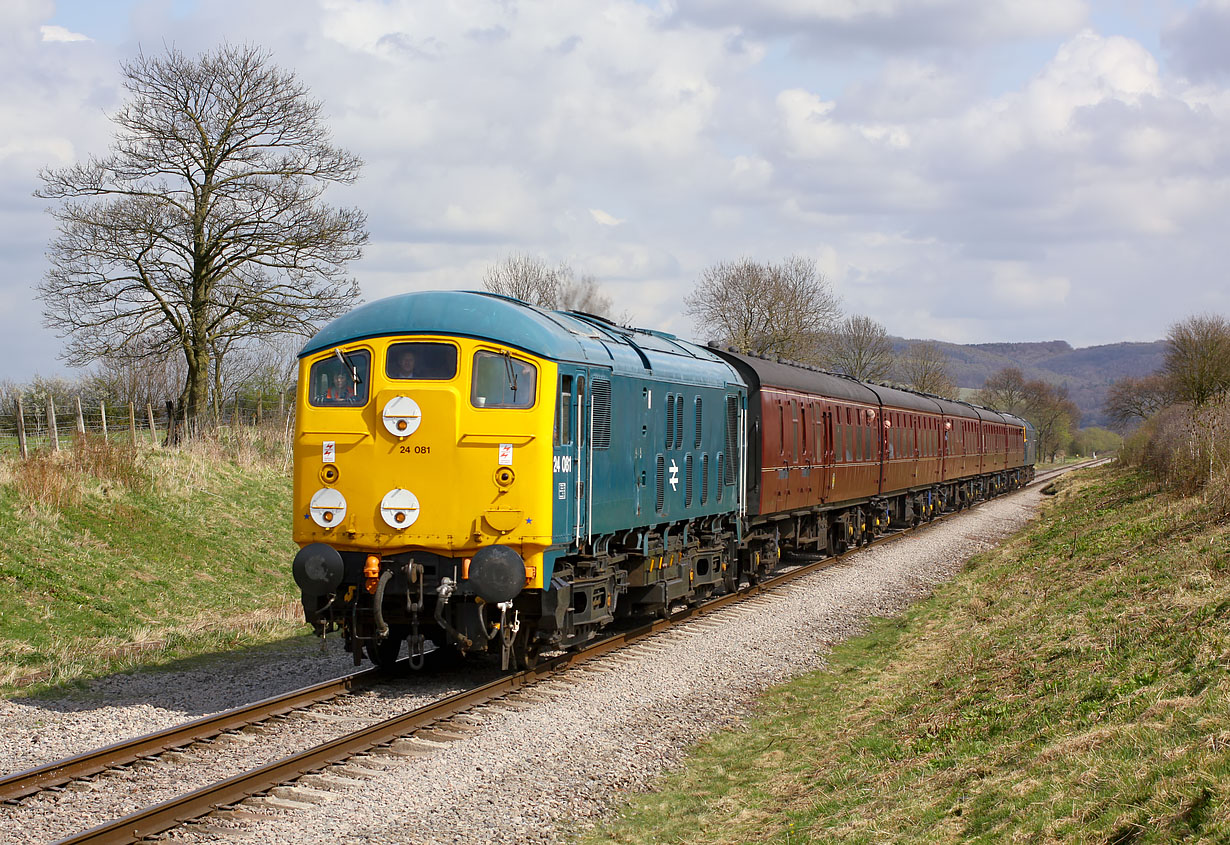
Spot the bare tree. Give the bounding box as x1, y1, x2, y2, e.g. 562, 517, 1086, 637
977, 366, 1080, 460
973, 367, 1032, 416
483, 253, 565, 307
1027, 380, 1081, 461
482, 254, 618, 319
1164, 313, 1230, 406
896, 341, 957, 397
685, 255, 840, 363
1104, 374, 1170, 431
36, 43, 367, 433
822, 315, 894, 381
87, 341, 187, 410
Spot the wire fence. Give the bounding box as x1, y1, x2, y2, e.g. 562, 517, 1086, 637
0, 393, 295, 458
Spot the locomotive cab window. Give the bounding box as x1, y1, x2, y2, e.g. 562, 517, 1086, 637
471, 351, 537, 409
309, 349, 371, 407
386, 342, 458, 381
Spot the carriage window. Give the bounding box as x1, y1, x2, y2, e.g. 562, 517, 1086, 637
309, 349, 370, 408
779, 404, 786, 458
386, 342, 458, 380
471, 351, 536, 409
800, 405, 808, 458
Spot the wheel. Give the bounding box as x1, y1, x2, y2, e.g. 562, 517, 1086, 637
507, 623, 542, 671
367, 625, 409, 668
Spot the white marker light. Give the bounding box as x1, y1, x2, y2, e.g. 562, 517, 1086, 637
380, 488, 421, 529
309, 488, 347, 528
382, 395, 422, 437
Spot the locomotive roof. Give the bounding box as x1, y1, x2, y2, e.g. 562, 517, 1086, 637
300, 290, 741, 386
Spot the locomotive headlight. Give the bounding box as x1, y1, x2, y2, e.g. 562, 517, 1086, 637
380, 488, 421, 529
309, 488, 348, 528
382, 396, 422, 438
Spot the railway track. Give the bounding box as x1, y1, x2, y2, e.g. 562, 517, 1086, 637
5, 459, 1102, 845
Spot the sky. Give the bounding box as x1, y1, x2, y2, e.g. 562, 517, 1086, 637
3, 0, 1229, 384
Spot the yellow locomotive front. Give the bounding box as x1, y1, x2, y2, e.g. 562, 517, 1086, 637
292, 328, 556, 667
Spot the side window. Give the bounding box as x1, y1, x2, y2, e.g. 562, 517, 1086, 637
800, 404, 808, 459
386, 342, 458, 380
471, 351, 536, 409
792, 403, 799, 464
309, 349, 371, 408
779, 403, 786, 458
555, 375, 573, 445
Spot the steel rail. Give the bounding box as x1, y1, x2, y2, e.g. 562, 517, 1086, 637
1, 667, 381, 803
49, 460, 1101, 844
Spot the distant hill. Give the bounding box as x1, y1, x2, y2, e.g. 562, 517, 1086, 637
890, 339, 1167, 428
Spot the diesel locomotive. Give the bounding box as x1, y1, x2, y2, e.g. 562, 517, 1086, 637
291, 290, 1037, 669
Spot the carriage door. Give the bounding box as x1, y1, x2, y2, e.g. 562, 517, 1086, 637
820, 407, 835, 503
553, 371, 589, 548
575, 373, 592, 544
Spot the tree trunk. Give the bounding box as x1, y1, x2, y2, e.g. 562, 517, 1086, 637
175, 338, 211, 444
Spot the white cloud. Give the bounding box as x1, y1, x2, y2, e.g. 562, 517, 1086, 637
589, 208, 624, 226
39, 24, 90, 42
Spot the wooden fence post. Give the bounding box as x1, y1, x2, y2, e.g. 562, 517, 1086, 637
257, 397, 263, 427
147, 403, 157, 446
15, 396, 28, 460
48, 399, 59, 452
129, 402, 137, 447
100, 400, 108, 442
164, 400, 179, 447
75, 396, 86, 437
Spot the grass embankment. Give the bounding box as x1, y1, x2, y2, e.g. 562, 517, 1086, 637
586, 466, 1230, 843
0, 433, 301, 695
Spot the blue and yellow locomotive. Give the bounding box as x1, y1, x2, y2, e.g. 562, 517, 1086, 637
291, 291, 747, 668
292, 289, 1037, 669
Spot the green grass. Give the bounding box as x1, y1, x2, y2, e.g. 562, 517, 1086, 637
582, 465, 1230, 843
0, 432, 303, 696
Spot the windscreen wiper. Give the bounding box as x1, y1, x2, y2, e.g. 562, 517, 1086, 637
333, 347, 361, 387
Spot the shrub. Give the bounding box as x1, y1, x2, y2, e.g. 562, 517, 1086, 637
3, 437, 147, 509
1125, 399, 1230, 513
